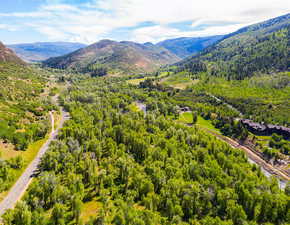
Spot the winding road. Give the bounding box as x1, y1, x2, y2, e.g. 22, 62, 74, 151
0, 103, 69, 218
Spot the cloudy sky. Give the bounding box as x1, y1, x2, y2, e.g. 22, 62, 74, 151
0, 0, 289, 44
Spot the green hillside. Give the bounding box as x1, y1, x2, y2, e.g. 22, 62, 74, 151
0, 62, 52, 150
177, 13, 290, 79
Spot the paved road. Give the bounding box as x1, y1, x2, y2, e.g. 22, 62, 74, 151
0, 107, 69, 218
200, 127, 289, 187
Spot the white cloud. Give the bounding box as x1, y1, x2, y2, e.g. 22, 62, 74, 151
0, 0, 289, 43
0, 24, 7, 29
130, 23, 252, 43
0, 24, 18, 31
130, 26, 184, 43
34, 26, 67, 40
97, 0, 290, 25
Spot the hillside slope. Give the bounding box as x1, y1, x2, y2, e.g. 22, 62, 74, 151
0, 42, 56, 200
43, 40, 180, 74
0, 42, 26, 65
177, 13, 290, 79
8, 42, 86, 62
157, 35, 223, 58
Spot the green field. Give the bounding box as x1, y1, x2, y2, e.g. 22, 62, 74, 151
127, 77, 147, 85
127, 71, 172, 85
0, 134, 49, 202
178, 112, 221, 133
160, 72, 199, 89
178, 112, 193, 123
196, 116, 221, 134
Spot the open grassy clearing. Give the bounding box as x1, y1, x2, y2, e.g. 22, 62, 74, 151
178, 112, 193, 124
0, 128, 49, 161
0, 113, 52, 202
0, 142, 17, 160
196, 116, 221, 134
160, 73, 199, 89
158, 71, 172, 78
80, 199, 102, 223
178, 112, 221, 133
127, 77, 147, 85
0, 136, 49, 199
127, 71, 173, 85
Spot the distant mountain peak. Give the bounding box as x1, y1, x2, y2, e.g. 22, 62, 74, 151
43, 40, 180, 74
92, 39, 117, 46
157, 35, 224, 58
8, 42, 87, 62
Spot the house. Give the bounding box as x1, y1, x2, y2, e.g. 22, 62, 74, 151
180, 107, 191, 112
241, 119, 290, 139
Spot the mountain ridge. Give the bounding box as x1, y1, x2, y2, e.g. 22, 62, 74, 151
157, 35, 224, 58
8, 42, 87, 62
43, 39, 180, 74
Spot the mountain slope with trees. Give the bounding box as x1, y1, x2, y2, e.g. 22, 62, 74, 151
43, 40, 180, 74
157, 35, 223, 58
0, 41, 56, 198
177, 13, 290, 79
8, 42, 87, 62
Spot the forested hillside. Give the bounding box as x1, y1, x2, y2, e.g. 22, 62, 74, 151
0, 41, 56, 198
188, 73, 290, 126
3, 75, 289, 225
0, 62, 56, 193
0, 62, 52, 150
157, 14, 290, 128
0, 42, 53, 150
43, 40, 180, 75
157, 35, 223, 58
177, 13, 290, 79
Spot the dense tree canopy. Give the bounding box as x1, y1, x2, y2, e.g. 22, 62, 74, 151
4, 76, 289, 225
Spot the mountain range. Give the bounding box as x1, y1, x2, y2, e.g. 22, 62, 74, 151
8, 42, 86, 62
43, 40, 180, 73
157, 35, 223, 58
9, 36, 222, 64
3, 13, 289, 77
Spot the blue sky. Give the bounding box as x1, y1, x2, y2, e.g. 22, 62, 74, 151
0, 0, 289, 44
